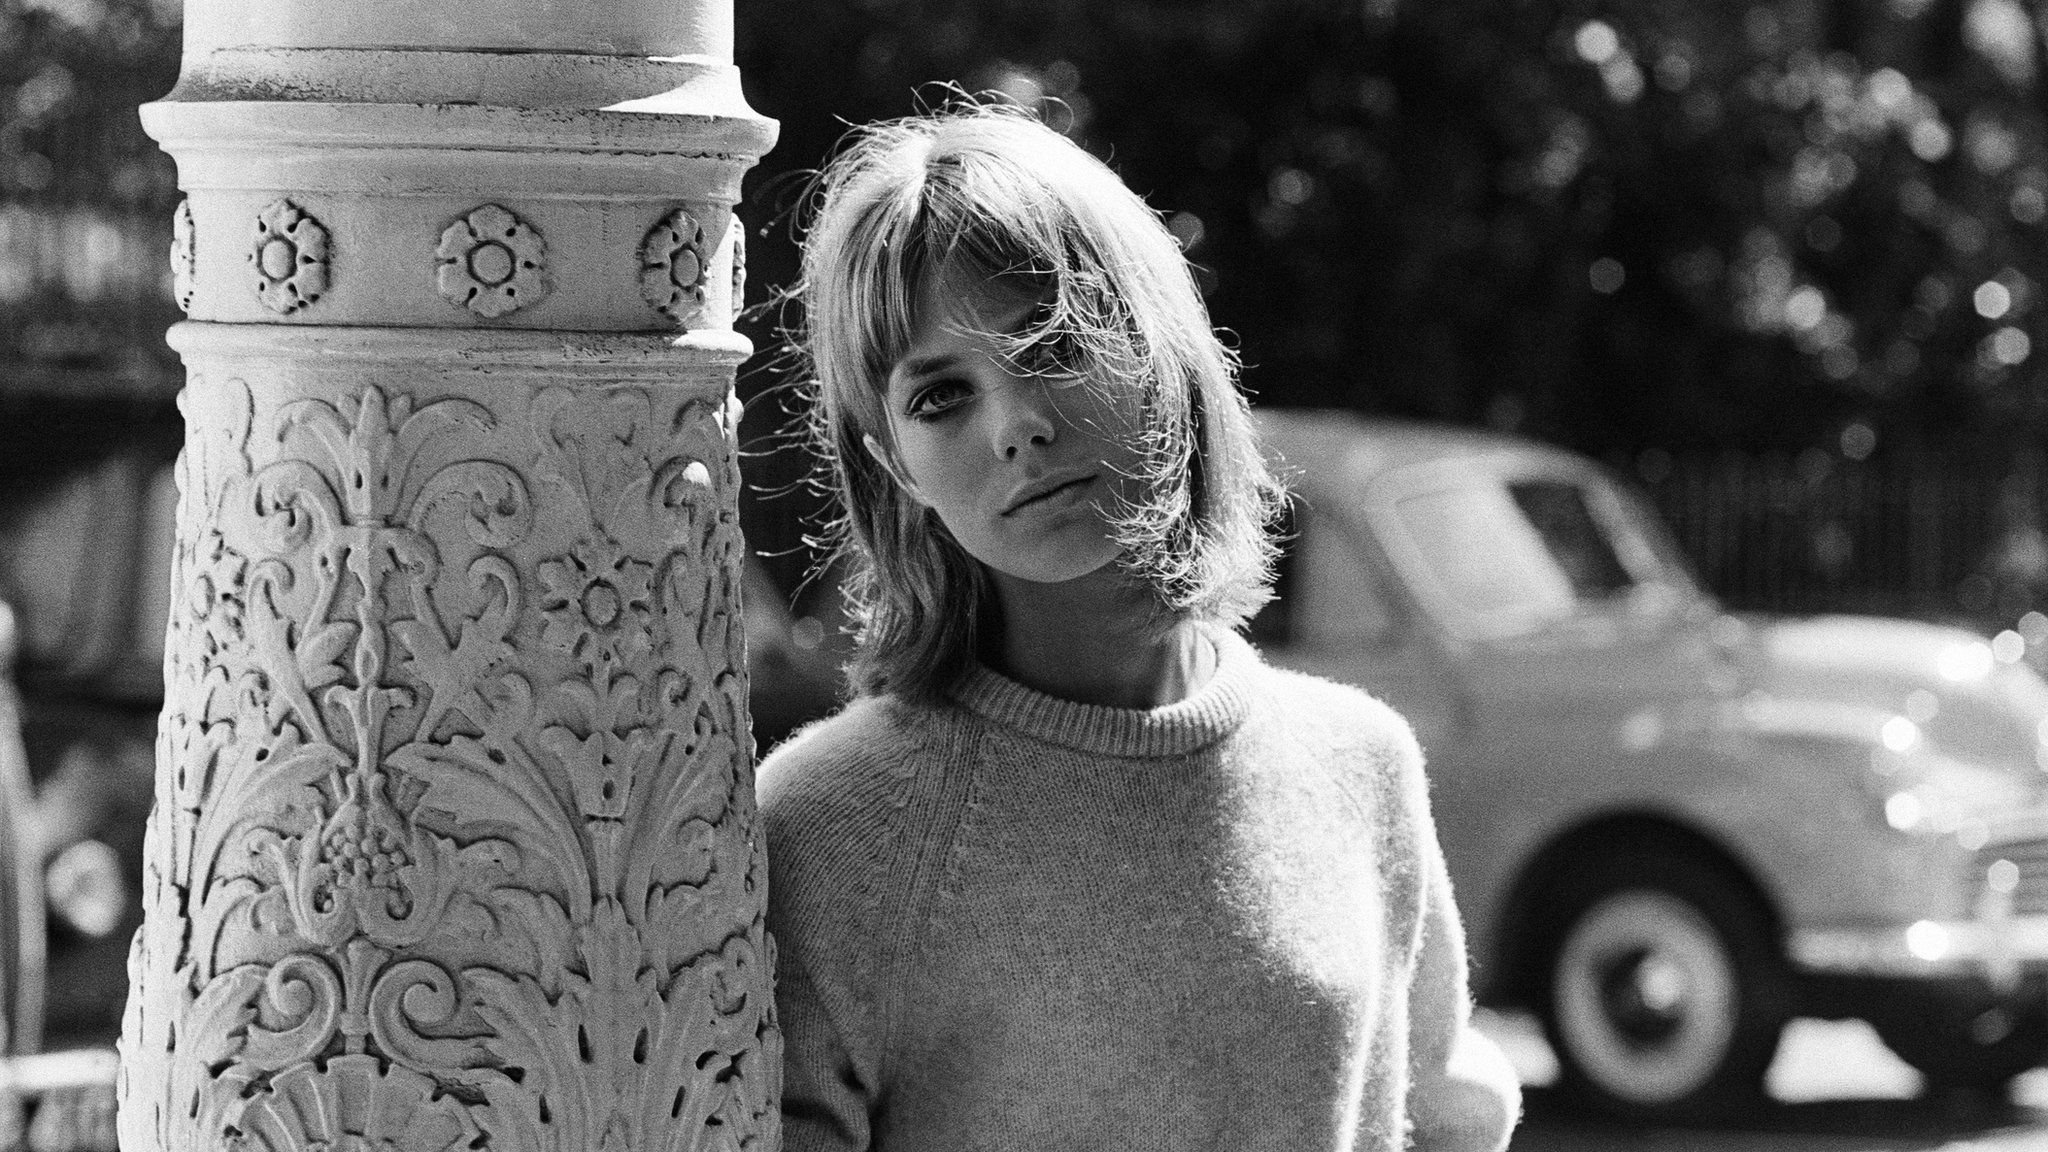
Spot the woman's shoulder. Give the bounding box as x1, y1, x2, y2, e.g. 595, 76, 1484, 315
756, 693, 965, 830
1243, 655, 1420, 756
756, 695, 973, 1041
1238, 659, 1439, 847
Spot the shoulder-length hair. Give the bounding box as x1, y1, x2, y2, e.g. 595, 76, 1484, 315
791, 101, 1281, 703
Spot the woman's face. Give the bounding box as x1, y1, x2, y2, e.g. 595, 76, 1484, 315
877, 274, 1145, 586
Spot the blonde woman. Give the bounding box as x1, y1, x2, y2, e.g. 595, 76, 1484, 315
759, 103, 1520, 1152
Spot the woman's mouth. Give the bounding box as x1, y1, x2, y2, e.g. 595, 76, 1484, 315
1003, 474, 1096, 515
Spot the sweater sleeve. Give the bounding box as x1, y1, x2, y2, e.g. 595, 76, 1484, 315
759, 705, 906, 1152
1401, 769, 1522, 1152
775, 945, 879, 1152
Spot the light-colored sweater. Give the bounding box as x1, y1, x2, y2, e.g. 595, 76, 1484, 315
759, 625, 1520, 1151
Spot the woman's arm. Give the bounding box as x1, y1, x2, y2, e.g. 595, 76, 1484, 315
775, 946, 881, 1152
760, 712, 904, 1152
1403, 813, 1522, 1152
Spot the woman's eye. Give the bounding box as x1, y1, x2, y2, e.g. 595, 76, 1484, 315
906, 379, 970, 420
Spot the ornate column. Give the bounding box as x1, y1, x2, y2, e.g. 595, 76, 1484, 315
119, 4, 780, 1151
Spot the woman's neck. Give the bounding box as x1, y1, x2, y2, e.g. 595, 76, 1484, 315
984, 567, 1216, 709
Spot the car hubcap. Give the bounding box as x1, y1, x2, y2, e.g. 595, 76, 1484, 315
1555, 888, 1739, 1105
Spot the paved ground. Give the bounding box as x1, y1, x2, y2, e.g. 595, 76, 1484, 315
29, 1006, 2048, 1150
1487, 1014, 2048, 1151
1512, 1102, 2048, 1152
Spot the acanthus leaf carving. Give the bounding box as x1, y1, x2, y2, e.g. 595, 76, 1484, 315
124, 373, 778, 1152
230, 1054, 484, 1152
392, 554, 521, 743
468, 905, 781, 1152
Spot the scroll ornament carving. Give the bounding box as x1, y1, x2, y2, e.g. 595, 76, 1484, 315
172, 199, 195, 314
438, 204, 552, 318
250, 199, 331, 315
639, 208, 709, 326
118, 375, 780, 1152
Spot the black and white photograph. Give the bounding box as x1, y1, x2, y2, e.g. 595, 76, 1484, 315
9, 0, 2048, 1148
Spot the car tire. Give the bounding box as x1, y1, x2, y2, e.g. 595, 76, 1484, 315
1868, 995, 2048, 1099
1537, 850, 1789, 1118
0, 681, 44, 1056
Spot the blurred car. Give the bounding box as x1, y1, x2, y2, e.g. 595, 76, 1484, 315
0, 430, 192, 1056
1252, 409, 2048, 1117
0, 597, 124, 1152
1, 602, 44, 1062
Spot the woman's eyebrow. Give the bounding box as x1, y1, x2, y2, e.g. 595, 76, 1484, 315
891, 351, 960, 382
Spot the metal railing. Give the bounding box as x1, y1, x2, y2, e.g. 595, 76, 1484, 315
1627, 448, 2048, 633
0, 1049, 116, 1152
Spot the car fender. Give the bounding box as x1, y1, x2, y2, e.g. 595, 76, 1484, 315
1465, 725, 1974, 1002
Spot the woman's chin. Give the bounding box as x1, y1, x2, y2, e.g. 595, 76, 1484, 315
984, 551, 1129, 591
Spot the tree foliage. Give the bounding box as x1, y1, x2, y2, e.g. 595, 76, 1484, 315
0, 0, 182, 401
7, 0, 2048, 568
736, 0, 2048, 466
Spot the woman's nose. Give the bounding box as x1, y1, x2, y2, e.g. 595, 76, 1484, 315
992, 381, 1059, 459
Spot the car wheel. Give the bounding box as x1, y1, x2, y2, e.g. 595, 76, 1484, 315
1539, 851, 1789, 1117
1868, 996, 2048, 1098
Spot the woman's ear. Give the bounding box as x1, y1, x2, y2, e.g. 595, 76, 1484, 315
863, 433, 924, 504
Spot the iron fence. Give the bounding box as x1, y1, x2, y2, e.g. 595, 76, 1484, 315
1626, 448, 2048, 634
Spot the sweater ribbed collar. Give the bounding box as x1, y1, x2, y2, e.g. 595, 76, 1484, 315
947, 623, 1257, 757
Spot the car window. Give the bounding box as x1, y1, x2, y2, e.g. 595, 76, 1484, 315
0, 470, 100, 664
1508, 480, 1635, 600
0, 452, 168, 689
1388, 472, 1641, 631
1390, 480, 1578, 624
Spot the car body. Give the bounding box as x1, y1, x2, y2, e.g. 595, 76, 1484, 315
1, 602, 44, 1061
0, 598, 125, 1152
1251, 409, 2048, 1114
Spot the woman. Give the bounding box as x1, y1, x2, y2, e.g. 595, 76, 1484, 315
759, 102, 1520, 1152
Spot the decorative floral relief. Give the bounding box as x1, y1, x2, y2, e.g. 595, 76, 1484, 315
250, 200, 331, 315
639, 208, 709, 326
118, 371, 777, 1152
437, 204, 551, 318
171, 199, 196, 314
727, 216, 747, 325
469, 903, 779, 1152
539, 537, 656, 668
233, 1054, 481, 1152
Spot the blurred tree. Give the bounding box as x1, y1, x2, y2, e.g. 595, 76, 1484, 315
8, 0, 2047, 598
734, 0, 2048, 475
0, 0, 182, 398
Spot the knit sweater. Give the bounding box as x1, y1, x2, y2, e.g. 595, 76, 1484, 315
758, 625, 1520, 1152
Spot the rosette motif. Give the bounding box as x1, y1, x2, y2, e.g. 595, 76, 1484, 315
249, 199, 330, 315
436, 203, 551, 318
